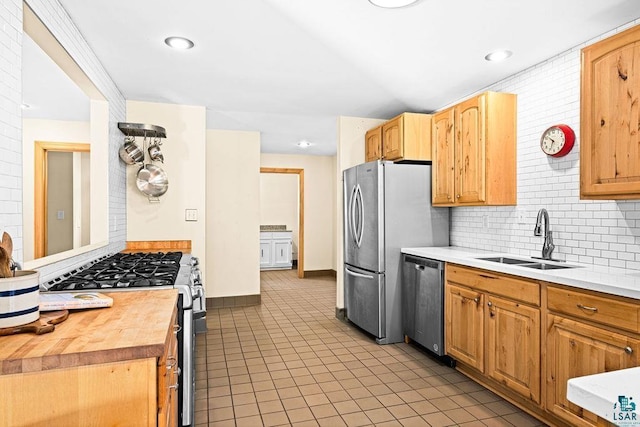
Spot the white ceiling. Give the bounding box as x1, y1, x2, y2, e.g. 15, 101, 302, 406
31, 0, 640, 155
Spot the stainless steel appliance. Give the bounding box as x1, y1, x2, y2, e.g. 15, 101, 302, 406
42, 251, 205, 427
343, 160, 449, 344
402, 255, 445, 355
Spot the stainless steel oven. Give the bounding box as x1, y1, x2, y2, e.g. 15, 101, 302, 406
41, 251, 205, 427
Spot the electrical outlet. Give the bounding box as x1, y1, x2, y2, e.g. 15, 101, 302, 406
185, 209, 198, 222
482, 215, 489, 228
516, 207, 527, 224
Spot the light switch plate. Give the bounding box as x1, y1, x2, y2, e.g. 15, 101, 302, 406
185, 209, 198, 222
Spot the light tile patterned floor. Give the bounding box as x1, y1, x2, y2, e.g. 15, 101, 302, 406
194, 269, 547, 426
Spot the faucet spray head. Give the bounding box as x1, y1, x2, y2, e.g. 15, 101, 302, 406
534, 224, 542, 236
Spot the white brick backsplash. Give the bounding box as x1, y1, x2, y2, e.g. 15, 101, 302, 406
0, 0, 127, 283
451, 17, 640, 270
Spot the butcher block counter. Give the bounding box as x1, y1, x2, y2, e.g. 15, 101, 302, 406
0, 289, 179, 427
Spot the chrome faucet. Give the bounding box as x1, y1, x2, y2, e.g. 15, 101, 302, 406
534, 208, 555, 260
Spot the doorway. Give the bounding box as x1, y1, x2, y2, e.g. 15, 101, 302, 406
260, 167, 304, 278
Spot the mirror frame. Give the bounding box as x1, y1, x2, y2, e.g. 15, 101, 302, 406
22, 4, 109, 269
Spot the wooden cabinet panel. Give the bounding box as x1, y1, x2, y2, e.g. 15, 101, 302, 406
383, 116, 403, 160
456, 94, 486, 204
446, 264, 540, 306
546, 315, 640, 427
547, 285, 640, 334
486, 295, 540, 404
365, 126, 382, 162
432, 109, 455, 205
432, 91, 516, 206
581, 24, 640, 199
445, 283, 484, 372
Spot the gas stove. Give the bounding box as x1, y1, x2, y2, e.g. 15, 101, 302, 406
43, 252, 184, 291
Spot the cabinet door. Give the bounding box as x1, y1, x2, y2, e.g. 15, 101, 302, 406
382, 116, 403, 160
273, 240, 291, 266
486, 295, 540, 404
260, 241, 272, 267
432, 109, 456, 205
546, 315, 640, 427
445, 283, 484, 372
456, 94, 486, 204
365, 126, 382, 162
581, 26, 640, 199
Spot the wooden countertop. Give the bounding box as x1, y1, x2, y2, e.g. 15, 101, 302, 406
0, 289, 178, 375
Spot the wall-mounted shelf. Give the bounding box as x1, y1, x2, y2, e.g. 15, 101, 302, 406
117, 122, 166, 139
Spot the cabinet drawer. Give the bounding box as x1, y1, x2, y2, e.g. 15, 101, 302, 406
547, 285, 640, 333
446, 264, 540, 306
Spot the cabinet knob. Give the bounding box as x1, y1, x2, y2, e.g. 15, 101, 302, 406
473, 297, 479, 304
625, 346, 633, 355
487, 302, 492, 307
456, 194, 460, 199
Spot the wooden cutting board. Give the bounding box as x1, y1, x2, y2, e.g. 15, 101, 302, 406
0, 310, 68, 336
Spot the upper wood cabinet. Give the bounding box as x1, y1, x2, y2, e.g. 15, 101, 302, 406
364, 113, 432, 162
581, 24, 640, 199
365, 125, 382, 162
432, 91, 517, 207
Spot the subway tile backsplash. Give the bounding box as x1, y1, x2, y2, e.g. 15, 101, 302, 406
450, 18, 640, 270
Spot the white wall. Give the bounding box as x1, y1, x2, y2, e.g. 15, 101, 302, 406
207, 129, 261, 297
260, 173, 299, 260
451, 18, 640, 270
126, 101, 207, 274
335, 117, 386, 308
261, 153, 336, 271
0, 0, 126, 283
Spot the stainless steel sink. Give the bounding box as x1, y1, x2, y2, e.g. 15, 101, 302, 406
476, 256, 534, 265
520, 263, 576, 270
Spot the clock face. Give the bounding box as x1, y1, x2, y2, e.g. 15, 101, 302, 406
540, 124, 575, 157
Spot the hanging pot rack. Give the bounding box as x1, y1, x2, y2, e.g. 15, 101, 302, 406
117, 122, 166, 139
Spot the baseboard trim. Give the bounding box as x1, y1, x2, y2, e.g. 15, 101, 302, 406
207, 294, 261, 309
304, 269, 337, 278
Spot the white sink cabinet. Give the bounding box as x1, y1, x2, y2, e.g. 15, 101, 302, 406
260, 231, 293, 270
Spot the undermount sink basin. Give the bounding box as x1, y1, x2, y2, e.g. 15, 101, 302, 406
476, 256, 534, 265
520, 263, 577, 270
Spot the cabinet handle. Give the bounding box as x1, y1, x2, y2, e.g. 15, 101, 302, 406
169, 383, 179, 390
625, 346, 633, 355
487, 302, 493, 307
167, 356, 177, 369
173, 324, 182, 333
261, 249, 263, 257
414, 265, 425, 271
479, 274, 498, 280
577, 304, 598, 313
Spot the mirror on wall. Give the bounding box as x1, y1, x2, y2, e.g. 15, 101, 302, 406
22, 4, 109, 268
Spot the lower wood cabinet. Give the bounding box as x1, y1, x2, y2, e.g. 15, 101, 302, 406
486, 295, 540, 404
546, 314, 640, 427
445, 265, 541, 404
444, 265, 640, 427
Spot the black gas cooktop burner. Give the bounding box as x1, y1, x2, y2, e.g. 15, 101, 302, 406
45, 251, 183, 291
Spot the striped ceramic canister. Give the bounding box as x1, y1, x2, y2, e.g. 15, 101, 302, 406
0, 270, 40, 328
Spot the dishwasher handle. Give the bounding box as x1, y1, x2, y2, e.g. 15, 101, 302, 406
404, 255, 444, 271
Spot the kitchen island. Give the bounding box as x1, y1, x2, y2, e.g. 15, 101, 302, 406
402, 246, 640, 427
0, 289, 179, 427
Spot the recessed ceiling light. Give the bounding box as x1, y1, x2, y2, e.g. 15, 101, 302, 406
297, 140, 312, 148
484, 50, 513, 62
164, 36, 194, 50
368, 0, 420, 8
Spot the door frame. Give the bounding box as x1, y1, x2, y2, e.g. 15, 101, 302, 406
260, 167, 304, 278
34, 141, 90, 259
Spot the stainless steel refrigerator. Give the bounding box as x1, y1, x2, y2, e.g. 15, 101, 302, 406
343, 160, 449, 344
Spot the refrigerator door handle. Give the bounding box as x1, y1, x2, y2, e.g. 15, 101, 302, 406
345, 267, 374, 280
348, 185, 358, 246
355, 184, 364, 248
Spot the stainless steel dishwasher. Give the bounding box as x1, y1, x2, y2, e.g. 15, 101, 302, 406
402, 254, 446, 356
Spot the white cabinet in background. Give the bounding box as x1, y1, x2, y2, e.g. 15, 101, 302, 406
260, 231, 292, 270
